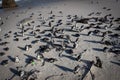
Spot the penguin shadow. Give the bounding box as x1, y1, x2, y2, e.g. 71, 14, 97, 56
1, 59, 9, 66
9, 68, 19, 75
72, 34, 80, 37
80, 59, 94, 80
24, 54, 36, 64
31, 40, 39, 44
54, 64, 73, 72
84, 40, 101, 44
24, 54, 36, 59
92, 48, 104, 52
110, 61, 120, 66
65, 49, 73, 55
8, 68, 19, 80
0, 52, 6, 56
25, 33, 35, 37
8, 56, 15, 62
62, 54, 76, 61
18, 46, 26, 51
79, 33, 88, 36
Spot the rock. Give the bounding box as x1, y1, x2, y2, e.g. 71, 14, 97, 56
2, 0, 17, 8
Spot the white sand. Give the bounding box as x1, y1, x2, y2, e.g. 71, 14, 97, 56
0, 0, 120, 80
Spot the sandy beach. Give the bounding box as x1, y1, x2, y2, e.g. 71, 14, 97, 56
0, 0, 120, 80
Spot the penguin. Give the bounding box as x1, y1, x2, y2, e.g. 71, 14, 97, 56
15, 56, 20, 63
94, 56, 102, 68
25, 45, 29, 51
74, 65, 80, 74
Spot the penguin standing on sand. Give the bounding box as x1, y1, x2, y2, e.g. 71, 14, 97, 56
73, 42, 78, 49
25, 45, 29, 51
87, 31, 92, 36
32, 25, 36, 36
48, 21, 52, 27
36, 53, 45, 66
21, 25, 24, 37
94, 56, 102, 68
74, 65, 80, 74
15, 56, 20, 63
76, 49, 87, 61
76, 53, 82, 61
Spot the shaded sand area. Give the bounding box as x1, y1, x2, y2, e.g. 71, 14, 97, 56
0, 0, 120, 80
